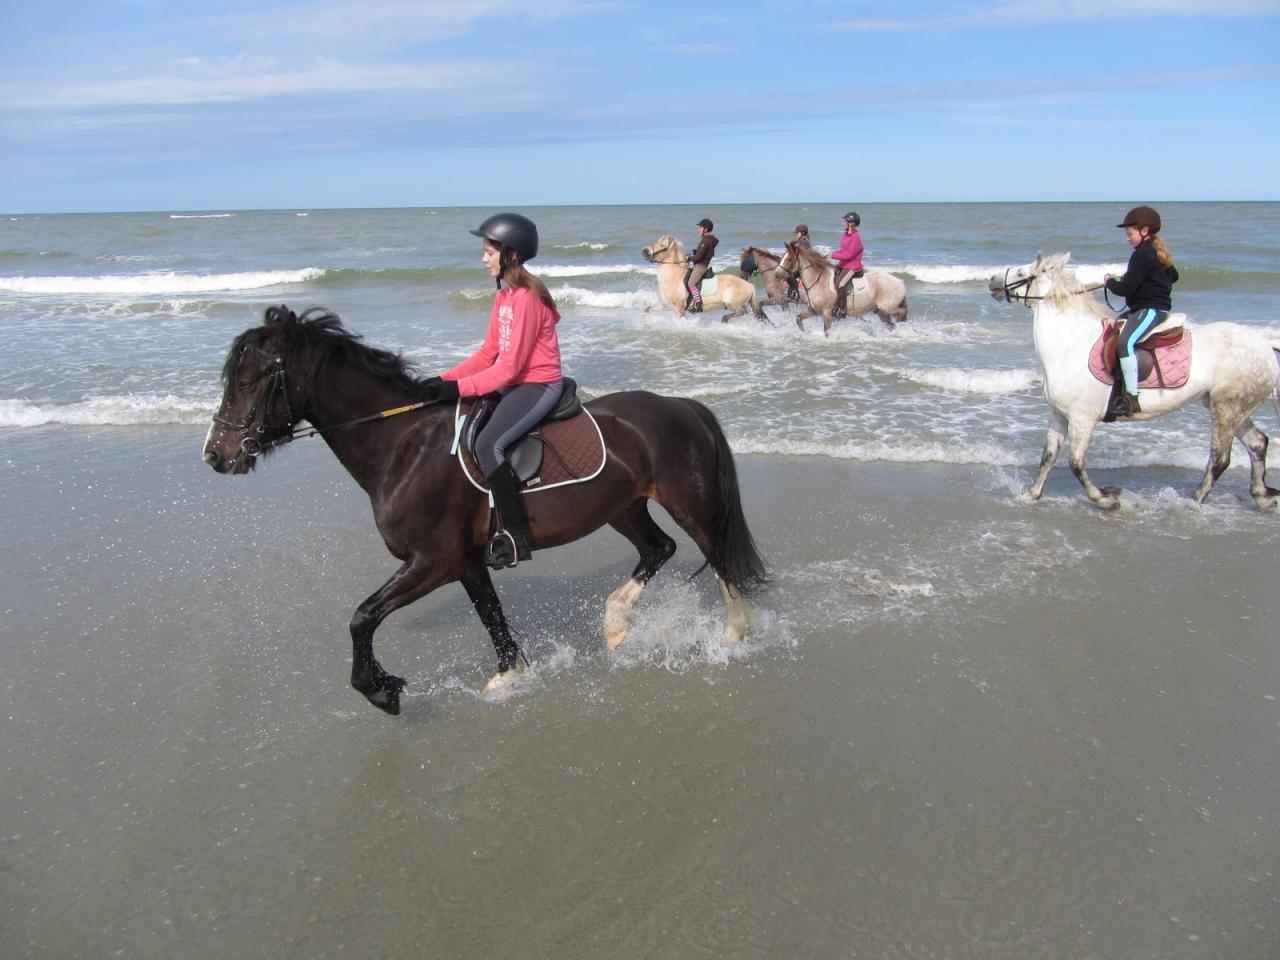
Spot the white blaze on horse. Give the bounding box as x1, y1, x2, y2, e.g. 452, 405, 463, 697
774, 243, 908, 334
990, 252, 1280, 510
641, 234, 769, 323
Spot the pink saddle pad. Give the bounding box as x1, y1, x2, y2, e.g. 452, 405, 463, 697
1088, 322, 1193, 390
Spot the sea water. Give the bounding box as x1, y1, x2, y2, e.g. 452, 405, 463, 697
3, 202, 1278, 467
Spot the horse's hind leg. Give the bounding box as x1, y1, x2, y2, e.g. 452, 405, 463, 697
605, 499, 676, 649
460, 562, 525, 693
1192, 398, 1251, 505
1235, 417, 1280, 510
350, 560, 449, 715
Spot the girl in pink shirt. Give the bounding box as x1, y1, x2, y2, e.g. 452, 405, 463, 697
423, 212, 564, 569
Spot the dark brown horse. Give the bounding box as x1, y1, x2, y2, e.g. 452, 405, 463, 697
739, 246, 798, 308
203, 307, 767, 715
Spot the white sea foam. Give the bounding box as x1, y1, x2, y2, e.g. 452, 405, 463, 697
536, 263, 655, 278
549, 285, 658, 309
0, 268, 325, 295
730, 434, 1025, 466
169, 213, 234, 219
0, 394, 216, 427
552, 242, 609, 251
894, 262, 1126, 284
890, 365, 1041, 394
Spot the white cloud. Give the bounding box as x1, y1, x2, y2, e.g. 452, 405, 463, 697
833, 0, 1280, 31
2, 56, 512, 110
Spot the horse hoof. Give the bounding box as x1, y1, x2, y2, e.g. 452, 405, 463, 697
481, 661, 525, 696
365, 682, 404, 715
1095, 487, 1122, 510
1254, 495, 1278, 512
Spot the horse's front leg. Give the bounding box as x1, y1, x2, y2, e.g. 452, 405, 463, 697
1234, 417, 1279, 510
350, 560, 450, 714
1025, 407, 1068, 501
1067, 416, 1121, 510
460, 562, 525, 694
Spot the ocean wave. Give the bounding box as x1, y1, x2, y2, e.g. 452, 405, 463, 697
888, 365, 1041, 394
551, 241, 610, 251
895, 262, 1127, 284
536, 263, 655, 278
548, 285, 658, 309
169, 213, 234, 219
0, 394, 215, 427
730, 434, 1024, 466
0, 268, 325, 295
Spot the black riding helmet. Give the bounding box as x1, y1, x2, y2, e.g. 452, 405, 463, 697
843, 211, 860, 227
470, 212, 539, 263
697, 218, 714, 231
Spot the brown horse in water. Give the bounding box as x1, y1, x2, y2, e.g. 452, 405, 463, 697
203, 307, 767, 715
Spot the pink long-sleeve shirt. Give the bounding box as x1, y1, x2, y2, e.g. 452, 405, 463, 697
831, 230, 864, 273
443, 285, 562, 397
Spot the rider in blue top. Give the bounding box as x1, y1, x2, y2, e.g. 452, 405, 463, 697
1103, 205, 1179, 420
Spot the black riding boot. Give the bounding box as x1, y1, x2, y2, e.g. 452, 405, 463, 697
1104, 389, 1141, 422
484, 463, 533, 569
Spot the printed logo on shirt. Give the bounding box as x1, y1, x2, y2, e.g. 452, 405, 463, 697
498, 302, 513, 356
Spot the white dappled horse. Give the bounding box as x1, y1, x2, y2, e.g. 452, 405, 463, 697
641, 234, 768, 322
990, 252, 1280, 510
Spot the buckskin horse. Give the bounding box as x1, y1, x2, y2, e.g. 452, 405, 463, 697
203, 307, 767, 714
641, 234, 769, 322
990, 252, 1280, 510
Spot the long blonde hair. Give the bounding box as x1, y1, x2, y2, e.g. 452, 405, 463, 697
1152, 235, 1174, 268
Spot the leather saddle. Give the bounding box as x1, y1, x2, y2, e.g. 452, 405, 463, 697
460, 379, 584, 484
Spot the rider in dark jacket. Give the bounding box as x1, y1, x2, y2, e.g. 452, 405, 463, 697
1103, 205, 1179, 420
686, 218, 718, 312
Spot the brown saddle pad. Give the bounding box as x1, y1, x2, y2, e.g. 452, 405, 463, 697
453, 399, 606, 493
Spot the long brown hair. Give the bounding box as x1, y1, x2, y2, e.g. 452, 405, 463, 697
501, 251, 556, 311
1152, 235, 1175, 269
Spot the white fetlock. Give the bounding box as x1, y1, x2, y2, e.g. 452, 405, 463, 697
481, 659, 525, 696
604, 578, 644, 650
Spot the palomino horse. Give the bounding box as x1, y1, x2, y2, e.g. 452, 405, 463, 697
739, 247, 798, 308
641, 234, 769, 323
775, 242, 908, 334
203, 307, 767, 715
990, 253, 1280, 510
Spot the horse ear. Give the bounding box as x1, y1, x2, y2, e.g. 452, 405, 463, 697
264, 304, 299, 327
1034, 251, 1044, 268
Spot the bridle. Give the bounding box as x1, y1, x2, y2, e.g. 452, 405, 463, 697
1000, 267, 1043, 307
212, 345, 295, 459
212, 344, 436, 464
1000, 266, 1107, 309
643, 239, 683, 265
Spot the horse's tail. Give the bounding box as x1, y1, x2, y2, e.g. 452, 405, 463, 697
749, 284, 768, 320
682, 399, 768, 595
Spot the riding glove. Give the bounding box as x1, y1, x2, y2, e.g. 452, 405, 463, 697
424, 378, 459, 404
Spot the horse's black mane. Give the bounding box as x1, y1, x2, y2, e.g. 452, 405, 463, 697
224, 307, 428, 394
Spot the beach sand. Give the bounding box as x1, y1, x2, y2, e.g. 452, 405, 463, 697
2, 426, 1278, 959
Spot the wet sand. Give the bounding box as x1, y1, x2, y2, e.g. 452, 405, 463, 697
2, 427, 1278, 959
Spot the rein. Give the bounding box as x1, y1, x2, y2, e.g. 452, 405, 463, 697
215, 345, 438, 461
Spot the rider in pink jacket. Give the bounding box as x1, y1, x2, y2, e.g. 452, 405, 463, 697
831, 211, 864, 315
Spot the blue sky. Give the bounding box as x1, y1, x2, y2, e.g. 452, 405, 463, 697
2, 1, 1278, 212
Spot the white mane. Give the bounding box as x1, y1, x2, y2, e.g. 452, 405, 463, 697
1039, 253, 1112, 319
